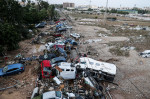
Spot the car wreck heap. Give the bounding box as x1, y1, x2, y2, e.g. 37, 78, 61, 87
1, 18, 118, 99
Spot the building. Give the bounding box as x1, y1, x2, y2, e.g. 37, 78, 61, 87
63, 2, 75, 8
77, 5, 98, 11
77, 5, 89, 11
144, 7, 150, 11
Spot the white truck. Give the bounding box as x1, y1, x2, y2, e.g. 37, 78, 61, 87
57, 62, 76, 80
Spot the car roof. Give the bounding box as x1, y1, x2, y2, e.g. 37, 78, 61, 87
143, 50, 150, 53
53, 57, 66, 61
7, 63, 23, 70
42, 60, 51, 67
43, 91, 56, 98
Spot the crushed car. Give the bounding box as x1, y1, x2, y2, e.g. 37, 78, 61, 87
75, 57, 116, 81
70, 33, 80, 39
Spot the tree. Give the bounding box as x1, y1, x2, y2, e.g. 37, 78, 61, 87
0, 23, 21, 50
88, 8, 93, 11
40, 1, 49, 10
0, 0, 24, 25
47, 5, 55, 20
110, 9, 117, 13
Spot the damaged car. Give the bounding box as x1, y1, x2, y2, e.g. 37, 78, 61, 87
41, 60, 54, 78
0, 63, 25, 77
75, 57, 116, 81
57, 62, 76, 80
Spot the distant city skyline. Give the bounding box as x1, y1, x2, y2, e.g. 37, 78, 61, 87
46, 0, 149, 8
18, 0, 150, 8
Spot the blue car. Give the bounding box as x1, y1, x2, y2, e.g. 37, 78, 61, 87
39, 54, 56, 62
50, 57, 66, 66
57, 47, 67, 58
0, 63, 25, 77
65, 38, 78, 45
35, 22, 46, 28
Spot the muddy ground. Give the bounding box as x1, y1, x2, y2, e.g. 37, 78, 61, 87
0, 11, 150, 99
70, 13, 150, 99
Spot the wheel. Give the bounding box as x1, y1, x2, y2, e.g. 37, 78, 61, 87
18, 72, 22, 75
145, 56, 147, 58
76, 65, 80, 69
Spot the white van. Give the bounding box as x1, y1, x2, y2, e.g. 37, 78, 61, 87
139, 50, 150, 58
57, 62, 76, 80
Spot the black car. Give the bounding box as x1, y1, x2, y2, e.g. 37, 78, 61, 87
39, 54, 56, 62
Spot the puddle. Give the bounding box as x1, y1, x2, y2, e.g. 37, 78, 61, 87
80, 18, 100, 22
29, 45, 46, 54
78, 22, 95, 25
86, 39, 102, 43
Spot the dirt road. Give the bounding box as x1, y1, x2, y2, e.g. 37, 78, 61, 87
71, 15, 150, 99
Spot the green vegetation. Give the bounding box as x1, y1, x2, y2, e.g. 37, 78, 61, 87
109, 9, 129, 14
109, 47, 129, 56
0, 0, 59, 54
132, 7, 150, 14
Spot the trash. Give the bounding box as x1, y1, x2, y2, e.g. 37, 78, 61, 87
139, 50, 150, 58
70, 33, 80, 39
48, 87, 54, 91
53, 77, 62, 85
98, 33, 107, 37
66, 92, 75, 98
31, 87, 39, 99
85, 39, 102, 44
120, 46, 135, 51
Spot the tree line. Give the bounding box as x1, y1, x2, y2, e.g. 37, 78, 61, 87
0, 0, 59, 55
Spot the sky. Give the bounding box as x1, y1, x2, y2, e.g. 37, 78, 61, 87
45, 0, 150, 8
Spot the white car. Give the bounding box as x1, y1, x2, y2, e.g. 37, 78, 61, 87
70, 33, 80, 39
45, 42, 54, 51
55, 40, 65, 46
139, 50, 150, 58
42, 91, 62, 99
45, 40, 65, 51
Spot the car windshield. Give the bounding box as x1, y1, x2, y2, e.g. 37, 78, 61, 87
44, 67, 51, 72
51, 59, 56, 64
55, 91, 61, 98
81, 62, 86, 64
3, 66, 8, 72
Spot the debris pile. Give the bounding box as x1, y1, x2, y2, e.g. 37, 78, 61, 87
0, 17, 118, 99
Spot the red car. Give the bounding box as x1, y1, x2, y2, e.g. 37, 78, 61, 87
55, 21, 60, 24
41, 60, 54, 78
53, 45, 64, 49
52, 33, 62, 37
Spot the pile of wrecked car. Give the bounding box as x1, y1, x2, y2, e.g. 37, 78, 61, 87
0, 18, 118, 99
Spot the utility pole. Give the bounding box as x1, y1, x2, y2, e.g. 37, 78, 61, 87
103, 0, 108, 25
89, 0, 91, 9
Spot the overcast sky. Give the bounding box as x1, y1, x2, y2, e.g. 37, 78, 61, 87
46, 0, 150, 8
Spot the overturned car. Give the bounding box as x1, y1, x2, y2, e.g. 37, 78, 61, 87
75, 57, 116, 81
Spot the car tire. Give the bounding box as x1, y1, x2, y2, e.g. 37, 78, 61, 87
76, 65, 80, 69
18, 72, 22, 75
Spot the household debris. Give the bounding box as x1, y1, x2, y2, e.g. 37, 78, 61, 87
0, 17, 119, 99
85, 39, 102, 44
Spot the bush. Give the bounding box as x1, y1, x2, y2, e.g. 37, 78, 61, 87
109, 47, 129, 56
95, 16, 98, 19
